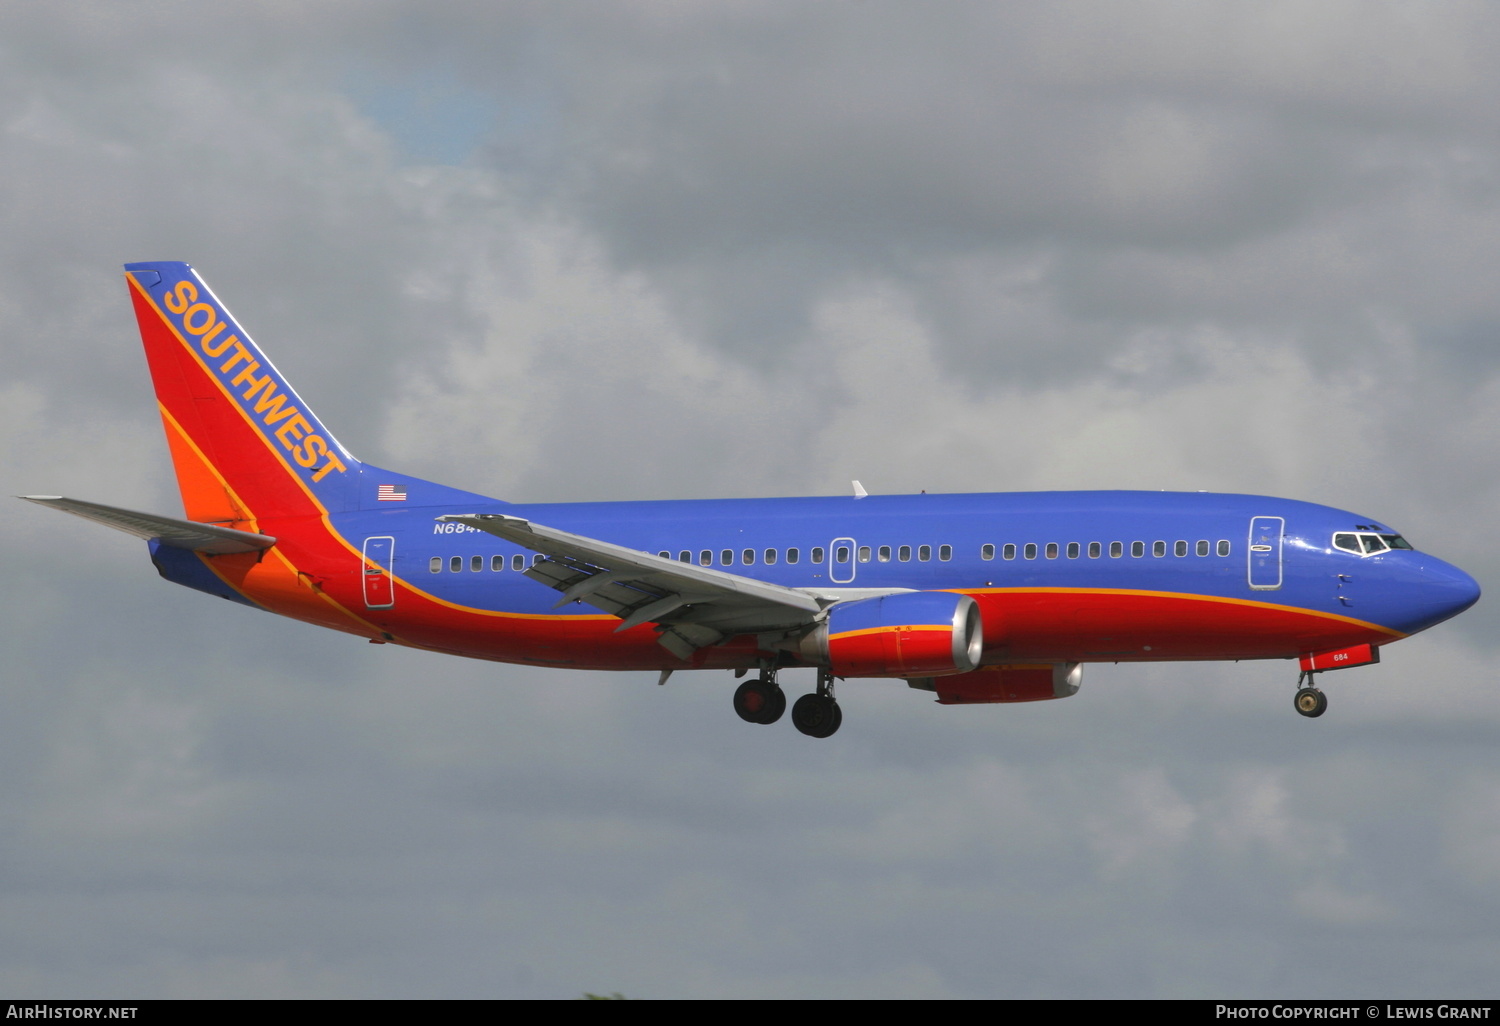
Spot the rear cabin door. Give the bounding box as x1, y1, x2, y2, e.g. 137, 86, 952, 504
362, 535, 396, 609
1247, 516, 1284, 591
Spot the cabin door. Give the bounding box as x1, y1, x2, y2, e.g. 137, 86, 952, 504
1247, 517, 1284, 591
362, 535, 396, 609
829, 536, 857, 583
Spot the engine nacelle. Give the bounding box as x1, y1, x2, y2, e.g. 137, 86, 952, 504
908, 663, 1083, 705
797, 592, 983, 677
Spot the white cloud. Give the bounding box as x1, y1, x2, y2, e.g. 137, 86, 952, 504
2, 0, 1499, 999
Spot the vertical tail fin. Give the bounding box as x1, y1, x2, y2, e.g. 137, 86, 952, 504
125, 262, 361, 525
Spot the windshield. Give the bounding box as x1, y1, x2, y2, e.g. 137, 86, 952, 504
1333, 531, 1414, 555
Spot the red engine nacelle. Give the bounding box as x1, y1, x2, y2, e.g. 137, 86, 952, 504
796, 591, 984, 677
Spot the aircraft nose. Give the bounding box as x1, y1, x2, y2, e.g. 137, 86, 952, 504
1419, 559, 1481, 626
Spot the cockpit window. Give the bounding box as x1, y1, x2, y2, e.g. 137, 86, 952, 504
1334, 531, 1412, 555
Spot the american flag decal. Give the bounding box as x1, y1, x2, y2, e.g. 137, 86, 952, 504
377, 484, 407, 502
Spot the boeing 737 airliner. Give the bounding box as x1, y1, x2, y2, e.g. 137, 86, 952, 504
21, 262, 1481, 737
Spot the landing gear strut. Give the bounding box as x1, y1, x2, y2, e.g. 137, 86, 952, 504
792, 669, 842, 738
733, 668, 786, 725
1294, 671, 1327, 719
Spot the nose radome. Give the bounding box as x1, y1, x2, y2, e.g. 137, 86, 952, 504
1425, 560, 1481, 623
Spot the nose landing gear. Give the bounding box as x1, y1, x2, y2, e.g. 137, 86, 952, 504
1294, 670, 1327, 718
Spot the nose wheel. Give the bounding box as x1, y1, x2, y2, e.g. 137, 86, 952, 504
1293, 671, 1327, 718
1294, 687, 1327, 718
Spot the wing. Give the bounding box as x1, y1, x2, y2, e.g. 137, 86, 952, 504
437, 513, 825, 659
21, 495, 276, 554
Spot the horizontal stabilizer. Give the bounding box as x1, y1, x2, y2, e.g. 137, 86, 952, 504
20, 496, 276, 554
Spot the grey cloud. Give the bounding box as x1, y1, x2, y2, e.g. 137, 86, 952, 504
2, 0, 1498, 1000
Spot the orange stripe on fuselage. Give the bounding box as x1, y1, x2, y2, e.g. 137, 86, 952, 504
827, 624, 951, 642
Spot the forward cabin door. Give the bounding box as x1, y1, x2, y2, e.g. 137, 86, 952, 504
362, 535, 396, 608
1247, 516, 1284, 591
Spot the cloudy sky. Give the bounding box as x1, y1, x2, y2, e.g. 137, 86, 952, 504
4, 1, 1499, 998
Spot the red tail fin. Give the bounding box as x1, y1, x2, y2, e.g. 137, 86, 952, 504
125, 262, 361, 527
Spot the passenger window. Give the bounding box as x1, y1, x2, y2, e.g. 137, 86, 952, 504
879, 545, 892, 562
811, 547, 823, 563
492, 555, 505, 571
1003, 544, 1016, 560
1174, 540, 1187, 557
1088, 542, 1101, 558
858, 546, 871, 562
1217, 540, 1230, 556
899, 545, 912, 562
450, 556, 462, 573
470, 555, 482, 571
1110, 541, 1123, 558
532, 554, 544, 567
1131, 541, 1145, 557
1045, 543, 1058, 559
1024, 543, 1037, 560
918, 545, 932, 561
743, 548, 755, 565
1196, 540, 1209, 556
764, 548, 778, 565
1067, 542, 1080, 559
1152, 541, 1165, 558
679, 550, 691, 562
721, 549, 733, 566
789, 548, 802, 564
981, 544, 995, 560
833, 546, 851, 564
939, 544, 952, 561
429, 556, 442, 573
699, 550, 712, 566
513, 554, 525, 571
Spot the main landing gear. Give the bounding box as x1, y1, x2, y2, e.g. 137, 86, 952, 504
731, 667, 842, 738
791, 669, 842, 739
733, 672, 786, 725
1294, 671, 1328, 719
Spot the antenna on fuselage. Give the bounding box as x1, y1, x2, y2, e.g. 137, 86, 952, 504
852, 480, 868, 499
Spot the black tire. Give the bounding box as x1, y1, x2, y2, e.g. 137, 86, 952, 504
1294, 687, 1327, 718
792, 693, 841, 738
760, 685, 787, 725
734, 680, 784, 724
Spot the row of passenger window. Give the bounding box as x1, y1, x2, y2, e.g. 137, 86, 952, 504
983, 539, 1233, 560
664, 544, 956, 567
430, 554, 545, 573
427, 545, 947, 572
428, 538, 1233, 573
